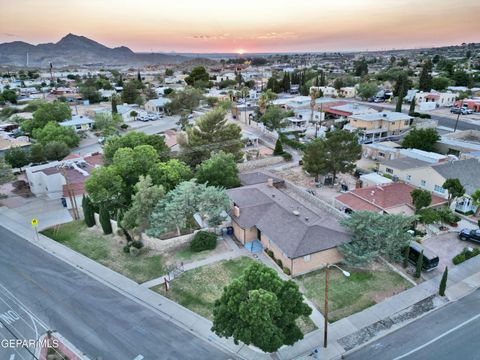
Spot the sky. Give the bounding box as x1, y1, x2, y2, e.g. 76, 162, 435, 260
0, 0, 479, 53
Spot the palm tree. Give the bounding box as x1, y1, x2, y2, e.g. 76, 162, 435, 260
258, 89, 278, 114
310, 88, 321, 137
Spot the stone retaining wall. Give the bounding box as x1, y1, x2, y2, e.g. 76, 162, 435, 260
238, 156, 284, 172
141, 231, 200, 252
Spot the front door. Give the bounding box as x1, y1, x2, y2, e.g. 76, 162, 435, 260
257, 228, 261, 240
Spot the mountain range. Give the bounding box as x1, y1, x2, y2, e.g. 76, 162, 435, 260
0, 34, 186, 67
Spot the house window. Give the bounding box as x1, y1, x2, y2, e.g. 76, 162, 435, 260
421, 180, 426, 187
406, 175, 412, 181
434, 185, 445, 193
304, 255, 311, 262
385, 168, 394, 174
378, 152, 386, 158
404, 120, 409, 125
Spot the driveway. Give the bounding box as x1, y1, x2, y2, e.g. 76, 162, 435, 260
421, 232, 480, 279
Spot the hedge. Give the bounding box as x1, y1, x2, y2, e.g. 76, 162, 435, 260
453, 247, 480, 265
190, 231, 217, 252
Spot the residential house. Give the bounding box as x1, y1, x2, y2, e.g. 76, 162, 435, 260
145, 98, 171, 114
415, 91, 457, 109
310, 86, 338, 97
25, 153, 103, 209
324, 102, 376, 121
455, 98, 480, 112
335, 183, 446, 215
338, 87, 356, 98
59, 115, 94, 132
378, 158, 480, 213
345, 111, 413, 143
227, 172, 351, 276
0, 136, 31, 156
359, 173, 393, 187
435, 130, 480, 157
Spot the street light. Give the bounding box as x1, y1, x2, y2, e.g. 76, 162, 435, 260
324, 263, 350, 348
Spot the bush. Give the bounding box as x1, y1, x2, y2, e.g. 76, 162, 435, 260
130, 246, 140, 256
131, 240, 144, 249
419, 113, 431, 119
123, 245, 130, 253
120, 124, 129, 129
281, 152, 292, 161
453, 248, 480, 265
99, 207, 112, 235
190, 231, 217, 252
276, 259, 283, 268
452, 253, 466, 265
266, 249, 274, 258
283, 267, 291, 275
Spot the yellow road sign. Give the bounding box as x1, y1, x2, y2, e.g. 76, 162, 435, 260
31, 218, 39, 227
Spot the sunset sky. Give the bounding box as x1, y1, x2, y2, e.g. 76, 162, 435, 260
0, 0, 479, 53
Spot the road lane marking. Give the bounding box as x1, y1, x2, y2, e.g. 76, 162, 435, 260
393, 312, 480, 360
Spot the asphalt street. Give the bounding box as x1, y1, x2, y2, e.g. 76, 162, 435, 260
346, 289, 480, 360
0, 225, 233, 360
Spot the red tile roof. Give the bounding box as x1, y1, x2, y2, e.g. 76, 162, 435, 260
336, 183, 446, 213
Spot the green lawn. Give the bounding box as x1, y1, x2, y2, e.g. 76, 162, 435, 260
42, 221, 165, 284
152, 256, 317, 334
296, 266, 412, 322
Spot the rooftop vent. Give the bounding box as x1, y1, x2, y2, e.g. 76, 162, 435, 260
293, 210, 300, 216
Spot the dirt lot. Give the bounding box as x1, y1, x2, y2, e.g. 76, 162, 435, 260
272, 166, 357, 205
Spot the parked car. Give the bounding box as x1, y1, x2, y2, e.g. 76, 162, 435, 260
451, 107, 469, 115
459, 228, 480, 244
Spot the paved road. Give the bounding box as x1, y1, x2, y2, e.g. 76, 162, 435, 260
346, 289, 480, 360
0, 226, 232, 360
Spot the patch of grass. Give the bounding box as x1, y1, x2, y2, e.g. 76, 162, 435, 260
296, 315, 317, 334
152, 257, 257, 320
296, 267, 412, 322
42, 221, 165, 284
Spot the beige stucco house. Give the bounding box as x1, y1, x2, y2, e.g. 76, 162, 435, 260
227, 172, 350, 276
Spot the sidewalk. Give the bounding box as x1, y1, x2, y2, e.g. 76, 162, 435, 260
0, 207, 269, 360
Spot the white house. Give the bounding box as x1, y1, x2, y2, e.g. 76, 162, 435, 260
59, 115, 94, 132
145, 98, 171, 114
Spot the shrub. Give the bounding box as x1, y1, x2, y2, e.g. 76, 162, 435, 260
283, 267, 291, 275
452, 253, 466, 265
120, 124, 129, 129
266, 249, 274, 258
131, 240, 144, 249
190, 231, 217, 252
123, 245, 130, 253
281, 152, 292, 161
419, 113, 431, 119
99, 206, 112, 235
276, 259, 283, 268
452, 247, 480, 265
273, 138, 284, 156
130, 246, 140, 256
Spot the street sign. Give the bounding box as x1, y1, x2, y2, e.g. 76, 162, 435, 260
31, 218, 38, 227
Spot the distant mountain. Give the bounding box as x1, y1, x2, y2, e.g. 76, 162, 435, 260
0, 33, 186, 67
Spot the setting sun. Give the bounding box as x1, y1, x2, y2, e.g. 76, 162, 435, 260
236, 49, 246, 55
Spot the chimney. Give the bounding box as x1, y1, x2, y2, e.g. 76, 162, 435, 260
233, 205, 240, 217
267, 178, 274, 187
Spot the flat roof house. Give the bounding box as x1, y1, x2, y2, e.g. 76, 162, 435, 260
227, 173, 350, 276
59, 115, 94, 132
145, 98, 171, 114
345, 111, 413, 143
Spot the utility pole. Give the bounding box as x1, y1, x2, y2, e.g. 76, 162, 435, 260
323, 265, 329, 348
453, 99, 464, 132
62, 168, 79, 220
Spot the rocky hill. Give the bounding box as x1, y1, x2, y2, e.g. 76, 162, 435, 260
0, 34, 186, 67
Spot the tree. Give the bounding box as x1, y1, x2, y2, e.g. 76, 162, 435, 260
339, 211, 415, 266
184, 66, 211, 88
148, 159, 193, 192
80, 85, 102, 104
29, 143, 45, 164
121, 80, 141, 104
408, 97, 416, 116
353, 58, 369, 77
85, 166, 126, 212
212, 262, 311, 353
122, 175, 164, 236
471, 189, 480, 216
165, 68, 174, 76
431, 77, 450, 91
32, 122, 80, 148
148, 180, 230, 236
166, 87, 204, 114
395, 88, 405, 113
99, 206, 112, 235
28, 101, 72, 131
82, 195, 96, 227
111, 94, 118, 114
439, 266, 448, 296
94, 113, 123, 137
103, 132, 169, 164
401, 128, 440, 152
4, 147, 29, 170
273, 138, 284, 156
393, 71, 410, 97
415, 250, 424, 278
302, 130, 361, 183
260, 106, 289, 131
0, 158, 14, 185
43, 141, 70, 161
196, 151, 240, 189
180, 108, 243, 167
418, 60, 433, 91
357, 82, 378, 100
411, 189, 432, 212
258, 89, 278, 113
442, 178, 465, 207
403, 245, 410, 268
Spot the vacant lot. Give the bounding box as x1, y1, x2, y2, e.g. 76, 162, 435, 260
152, 256, 316, 334
296, 265, 412, 322
42, 221, 165, 283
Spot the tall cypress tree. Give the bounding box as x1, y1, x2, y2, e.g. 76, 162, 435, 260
99, 206, 112, 235
111, 94, 118, 114
82, 195, 96, 228
137, 71, 142, 82
418, 61, 432, 91
320, 71, 326, 86
439, 266, 448, 296
414, 250, 424, 278
403, 245, 410, 268
396, 88, 405, 113
408, 96, 416, 116
273, 138, 284, 156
